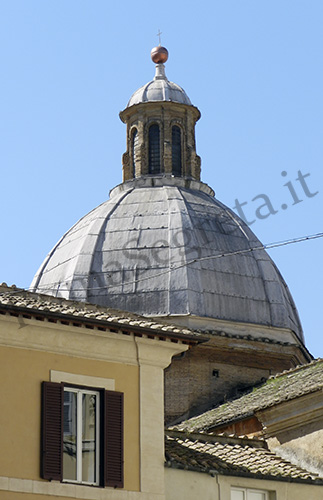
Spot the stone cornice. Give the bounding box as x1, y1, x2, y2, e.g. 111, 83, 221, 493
257, 390, 323, 437
0, 314, 188, 366
0, 287, 202, 345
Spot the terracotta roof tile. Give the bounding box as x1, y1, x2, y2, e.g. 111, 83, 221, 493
173, 359, 323, 432
0, 285, 203, 342
165, 432, 323, 483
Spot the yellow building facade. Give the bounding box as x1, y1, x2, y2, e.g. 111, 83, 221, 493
1, 287, 323, 500
0, 286, 193, 499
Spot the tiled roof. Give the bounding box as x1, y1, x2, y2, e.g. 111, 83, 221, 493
192, 328, 310, 350
165, 431, 323, 483
0, 284, 203, 342
174, 359, 323, 432
0, 284, 306, 349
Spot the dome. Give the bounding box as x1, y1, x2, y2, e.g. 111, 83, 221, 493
30, 46, 304, 346
30, 176, 303, 342
127, 64, 192, 107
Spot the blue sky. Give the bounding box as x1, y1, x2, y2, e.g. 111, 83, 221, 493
1, 1, 322, 356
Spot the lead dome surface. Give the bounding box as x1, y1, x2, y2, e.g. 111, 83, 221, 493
127, 64, 192, 107
31, 176, 303, 341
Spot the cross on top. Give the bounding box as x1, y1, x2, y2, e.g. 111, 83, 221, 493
157, 29, 162, 45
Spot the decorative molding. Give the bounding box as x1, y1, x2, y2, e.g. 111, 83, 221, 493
0, 315, 186, 367
257, 391, 323, 436
50, 370, 115, 390
0, 476, 165, 499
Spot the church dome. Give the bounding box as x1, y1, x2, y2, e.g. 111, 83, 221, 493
127, 59, 192, 107
31, 175, 303, 342
30, 46, 304, 344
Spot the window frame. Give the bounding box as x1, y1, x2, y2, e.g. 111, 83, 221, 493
41, 381, 124, 489
63, 386, 100, 486
231, 487, 270, 500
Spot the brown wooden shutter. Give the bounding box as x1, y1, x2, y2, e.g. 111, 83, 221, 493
41, 381, 63, 481
104, 390, 124, 488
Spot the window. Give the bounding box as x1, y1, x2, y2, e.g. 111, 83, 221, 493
172, 125, 182, 176
131, 128, 138, 178
148, 124, 161, 174
41, 381, 123, 488
231, 487, 269, 500
63, 388, 100, 484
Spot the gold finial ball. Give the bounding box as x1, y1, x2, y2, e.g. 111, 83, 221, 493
151, 46, 168, 64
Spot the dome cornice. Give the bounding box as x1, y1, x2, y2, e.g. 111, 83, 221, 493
109, 174, 215, 199
119, 100, 201, 124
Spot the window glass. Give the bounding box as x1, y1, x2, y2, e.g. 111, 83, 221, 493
63, 390, 77, 481
131, 128, 138, 177
148, 124, 161, 174
172, 125, 182, 176
82, 393, 97, 483
231, 489, 245, 500
249, 492, 266, 500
